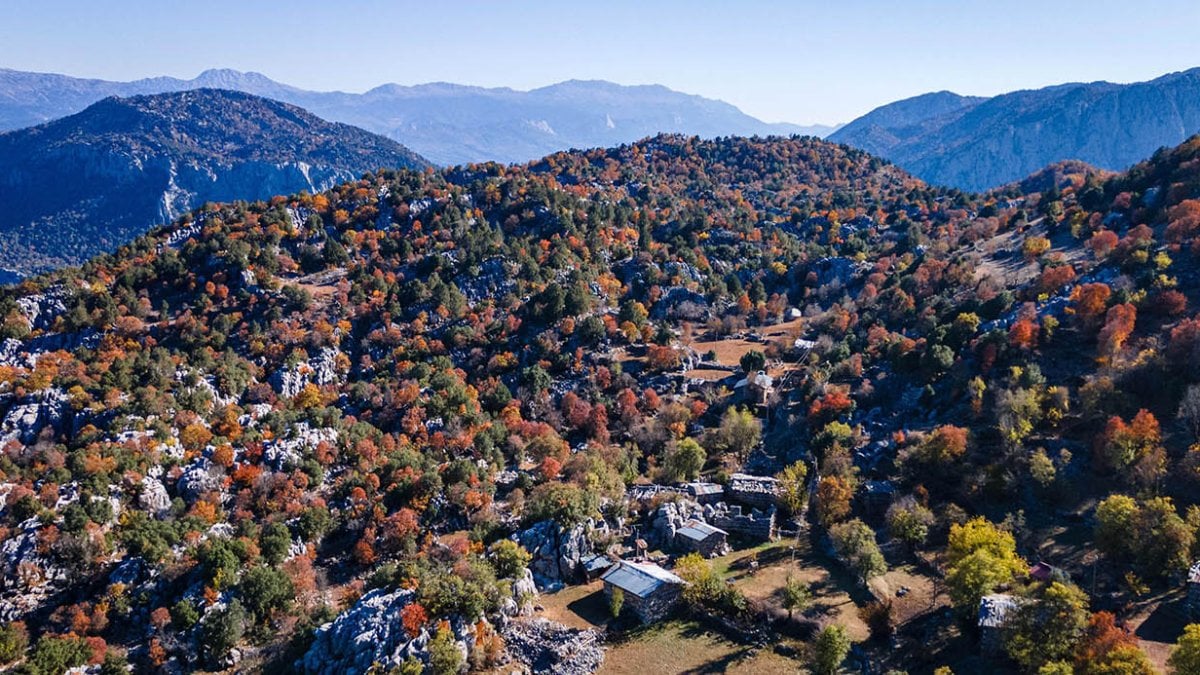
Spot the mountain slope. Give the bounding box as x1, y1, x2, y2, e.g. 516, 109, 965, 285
830, 67, 1200, 190
0, 88, 429, 274
5, 130, 1200, 671
0, 68, 837, 165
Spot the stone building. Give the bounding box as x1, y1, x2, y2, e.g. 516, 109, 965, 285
709, 502, 777, 541
726, 473, 780, 510
978, 593, 1018, 654
601, 560, 685, 624
683, 482, 724, 505
674, 519, 728, 558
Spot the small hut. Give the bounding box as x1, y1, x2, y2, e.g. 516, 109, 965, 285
978, 594, 1018, 654
674, 519, 729, 558
601, 560, 685, 623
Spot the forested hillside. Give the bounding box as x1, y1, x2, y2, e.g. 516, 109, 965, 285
2, 133, 1200, 672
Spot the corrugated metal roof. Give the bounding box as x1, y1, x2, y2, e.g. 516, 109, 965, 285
582, 554, 614, 574
977, 594, 1018, 628
601, 560, 684, 598
676, 519, 727, 542
684, 482, 723, 496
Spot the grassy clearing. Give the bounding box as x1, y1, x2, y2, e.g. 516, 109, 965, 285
601, 619, 801, 675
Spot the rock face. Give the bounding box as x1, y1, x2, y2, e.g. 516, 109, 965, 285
301, 588, 490, 675
501, 618, 604, 675
0, 89, 429, 274
176, 458, 222, 502
515, 520, 606, 589
0, 388, 68, 444
138, 476, 172, 517
262, 423, 338, 472
0, 518, 69, 620
269, 347, 346, 398
301, 588, 424, 674
830, 67, 1200, 190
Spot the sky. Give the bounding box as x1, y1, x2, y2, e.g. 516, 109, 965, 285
2, 0, 1199, 125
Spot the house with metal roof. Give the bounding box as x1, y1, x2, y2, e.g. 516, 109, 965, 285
601, 560, 685, 623
682, 481, 724, 505
977, 593, 1018, 654
674, 519, 729, 558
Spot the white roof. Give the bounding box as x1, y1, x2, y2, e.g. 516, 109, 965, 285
978, 594, 1018, 628
601, 560, 685, 598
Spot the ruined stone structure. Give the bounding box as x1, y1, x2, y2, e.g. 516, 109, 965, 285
709, 502, 776, 541
726, 473, 780, 510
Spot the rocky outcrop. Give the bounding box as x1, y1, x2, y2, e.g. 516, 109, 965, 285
176, 458, 222, 502
300, 588, 490, 675
262, 423, 338, 472
15, 287, 67, 331
0, 387, 68, 444
269, 347, 346, 398
515, 519, 607, 589
138, 476, 172, 517
501, 619, 604, 675
0, 518, 69, 620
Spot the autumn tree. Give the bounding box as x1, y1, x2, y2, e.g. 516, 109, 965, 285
1170, 624, 1200, 675
815, 475, 853, 527
945, 518, 1027, 615
829, 519, 887, 583
775, 460, 809, 516
662, 438, 706, 483
1004, 581, 1089, 671
1071, 283, 1112, 329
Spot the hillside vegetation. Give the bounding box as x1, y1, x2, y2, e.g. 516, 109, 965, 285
2, 133, 1200, 672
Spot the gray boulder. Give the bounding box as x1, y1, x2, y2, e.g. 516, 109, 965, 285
516, 519, 606, 589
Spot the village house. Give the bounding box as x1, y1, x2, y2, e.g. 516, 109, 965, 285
683, 481, 724, 505
601, 560, 685, 623
581, 553, 615, 581
674, 519, 729, 558
978, 593, 1018, 654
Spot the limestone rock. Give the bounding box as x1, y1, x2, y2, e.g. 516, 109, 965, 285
0, 387, 68, 444
516, 519, 605, 589
138, 477, 172, 517
501, 618, 604, 675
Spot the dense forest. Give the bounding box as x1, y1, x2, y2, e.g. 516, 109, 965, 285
3, 133, 1200, 673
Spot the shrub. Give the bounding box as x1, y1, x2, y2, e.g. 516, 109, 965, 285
0, 622, 28, 664
240, 566, 295, 622
198, 600, 247, 667
609, 587, 625, 618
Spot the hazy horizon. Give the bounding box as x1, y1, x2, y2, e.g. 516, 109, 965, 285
3, 0, 1200, 125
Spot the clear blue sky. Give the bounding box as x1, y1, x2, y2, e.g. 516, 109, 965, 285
2, 0, 1199, 125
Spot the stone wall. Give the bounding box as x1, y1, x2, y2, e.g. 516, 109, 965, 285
710, 503, 776, 541
726, 473, 779, 510
607, 582, 682, 624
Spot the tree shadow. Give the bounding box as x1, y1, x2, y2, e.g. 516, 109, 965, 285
566, 589, 612, 628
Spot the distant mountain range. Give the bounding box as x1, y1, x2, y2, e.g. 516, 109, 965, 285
0, 89, 428, 275
830, 67, 1200, 190
0, 68, 839, 166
